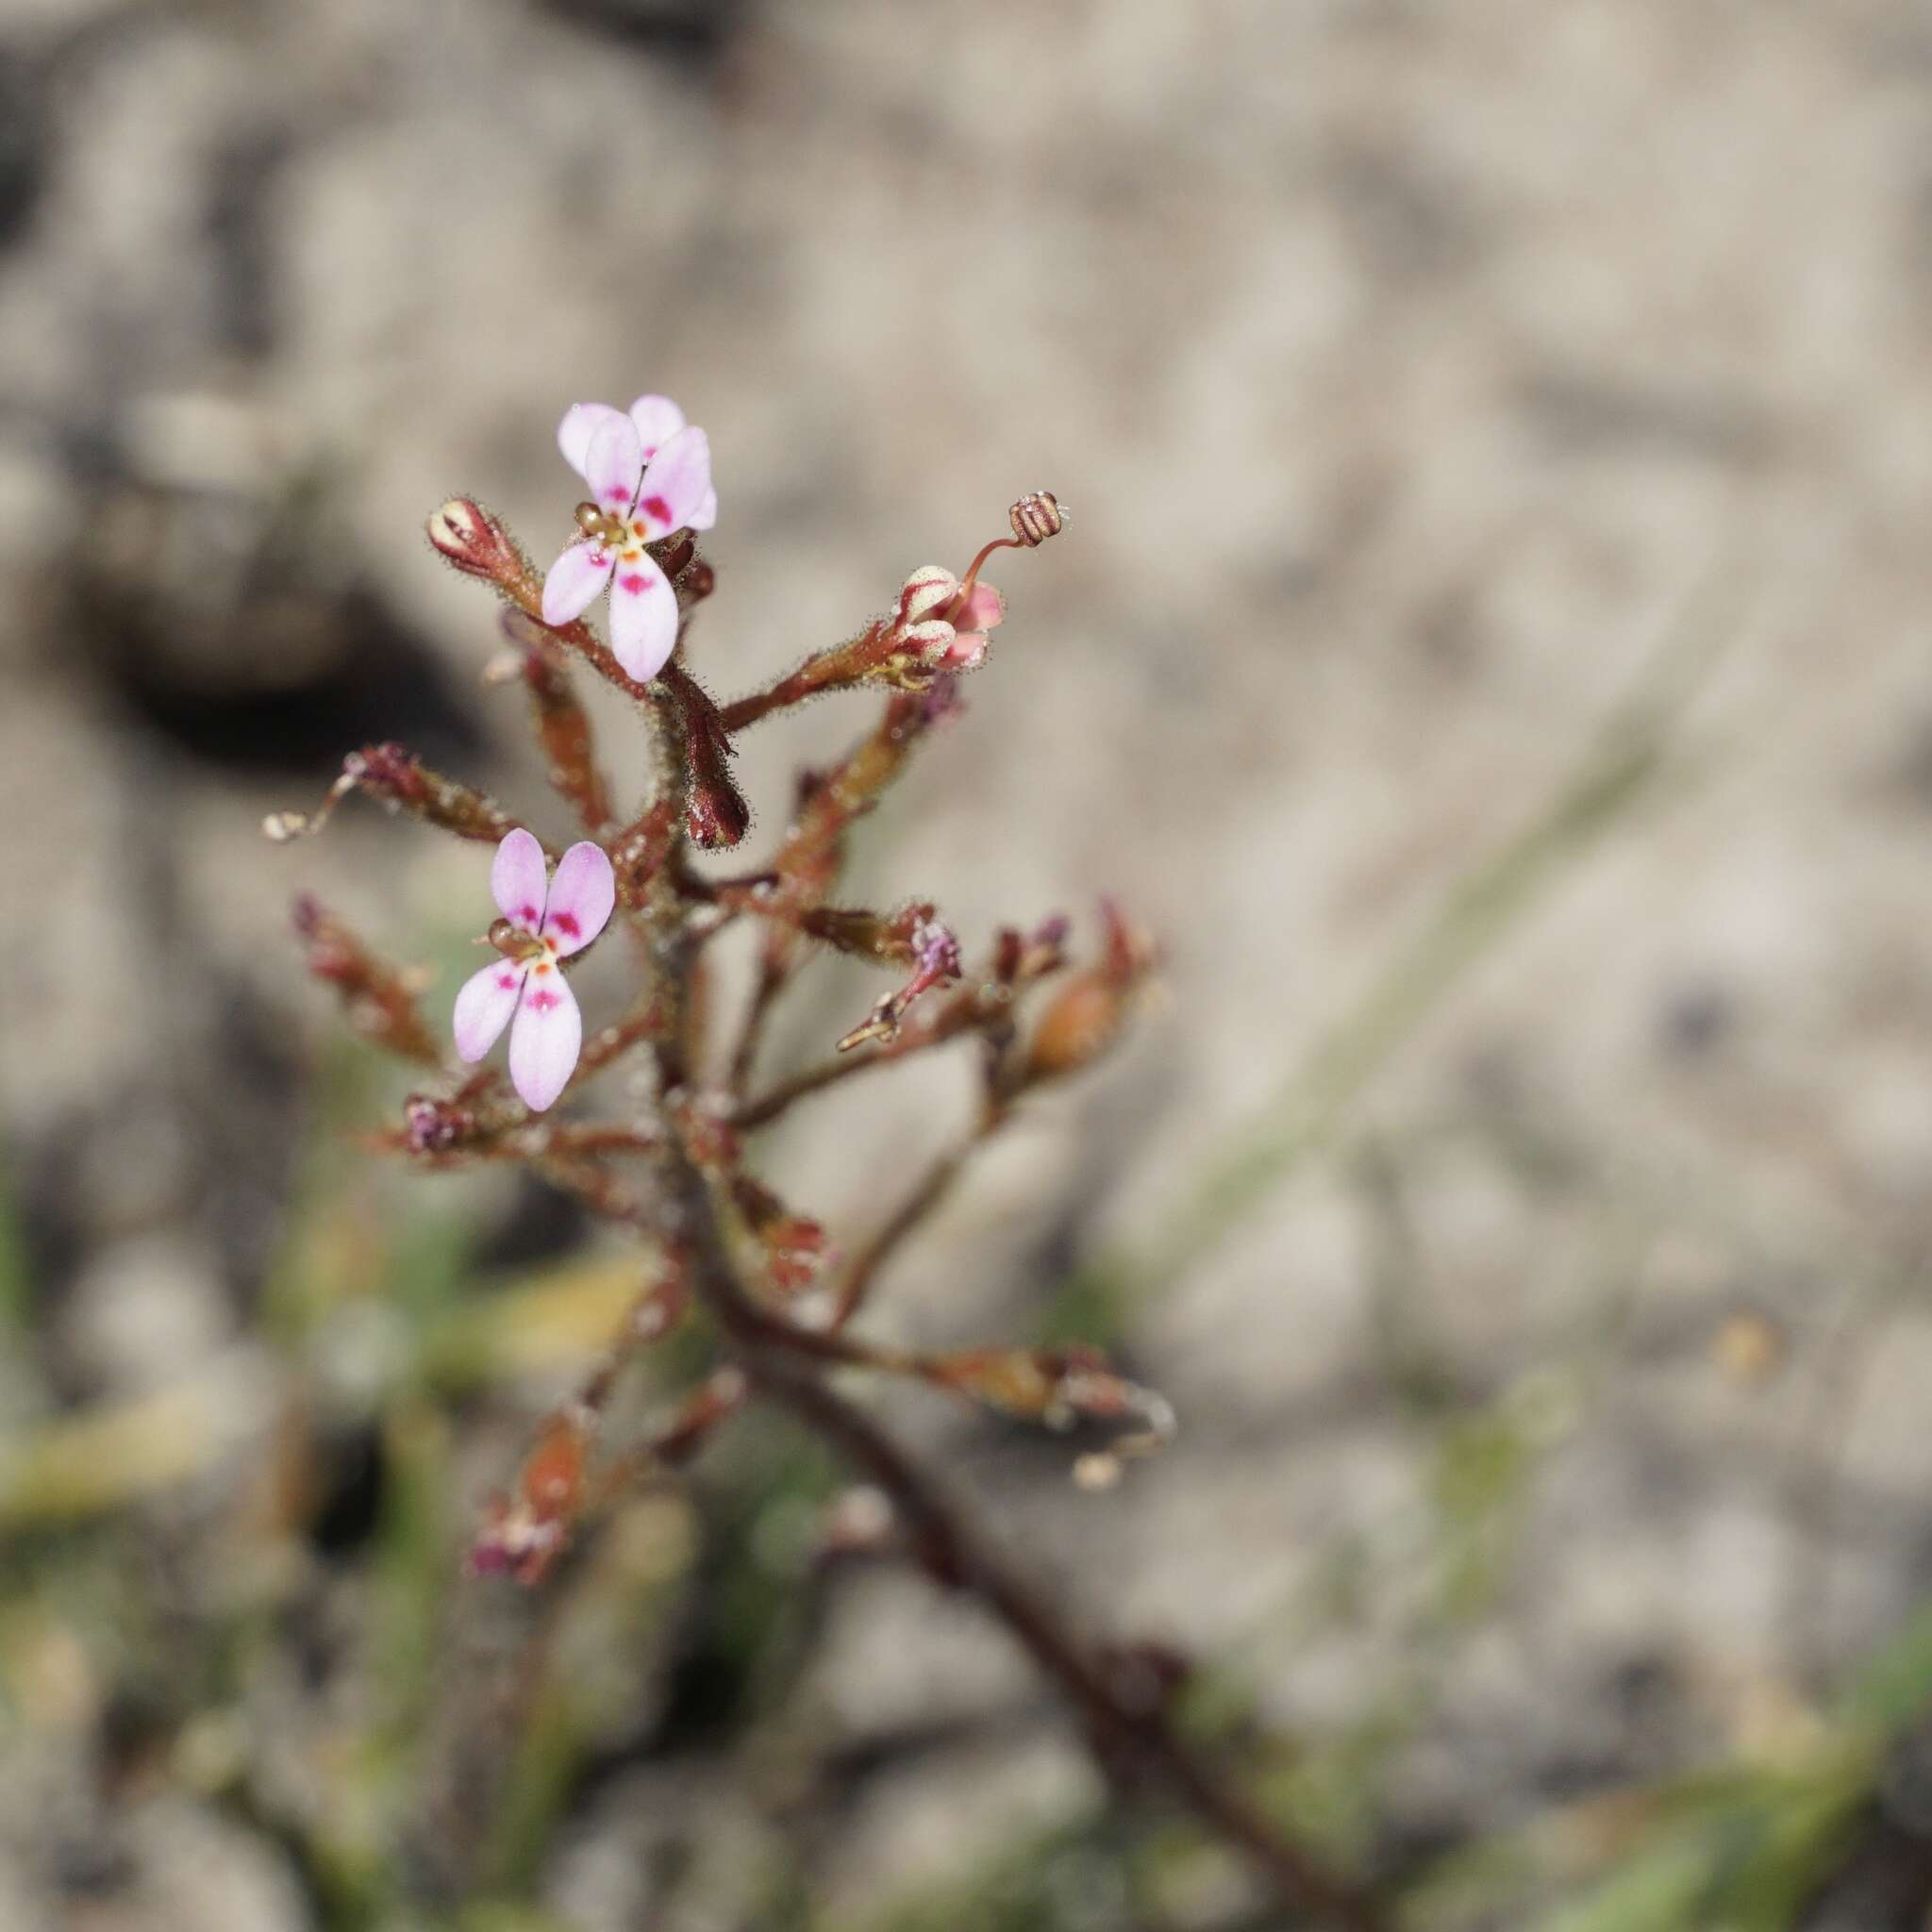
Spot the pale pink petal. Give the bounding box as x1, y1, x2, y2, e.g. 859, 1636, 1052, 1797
491, 827, 549, 931
691, 484, 718, 532
454, 958, 525, 1062
557, 402, 627, 483
941, 632, 991, 671
606, 551, 678, 681
508, 964, 581, 1111
958, 580, 1006, 633
541, 541, 615, 625
541, 841, 616, 956
633, 426, 711, 539
627, 393, 686, 460
585, 413, 645, 515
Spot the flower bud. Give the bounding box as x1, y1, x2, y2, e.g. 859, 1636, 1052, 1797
1023, 899, 1156, 1084
687, 757, 753, 849
1025, 978, 1124, 1080
291, 896, 441, 1066
427, 496, 524, 586
666, 670, 751, 849
800, 900, 940, 965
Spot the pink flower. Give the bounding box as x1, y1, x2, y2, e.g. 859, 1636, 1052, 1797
894, 565, 1006, 674
541, 395, 717, 683
453, 829, 615, 1111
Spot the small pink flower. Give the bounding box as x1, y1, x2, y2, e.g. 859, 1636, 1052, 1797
541, 395, 717, 683
894, 565, 1006, 675
453, 829, 616, 1111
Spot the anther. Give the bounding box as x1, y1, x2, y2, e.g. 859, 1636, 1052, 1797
575, 501, 623, 545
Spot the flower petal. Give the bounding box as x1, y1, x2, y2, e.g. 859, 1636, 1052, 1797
627, 393, 686, 460
691, 484, 718, 532
958, 580, 1006, 633
607, 551, 678, 681
541, 541, 615, 625
585, 413, 645, 514
542, 841, 616, 956
508, 963, 581, 1111
491, 826, 549, 931
633, 426, 712, 539
557, 402, 627, 483
454, 959, 525, 1062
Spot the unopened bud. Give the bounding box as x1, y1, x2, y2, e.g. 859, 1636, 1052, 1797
1024, 900, 1157, 1083
801, 900, 937, 965
427, 496, 524, 585
1026, 977, 1125, 1080
687, 761, 752, 849
668, 672, 751, 850
292, 898, 442, 1066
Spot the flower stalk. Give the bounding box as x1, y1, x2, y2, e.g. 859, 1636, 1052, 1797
275, 396, 1384, 1927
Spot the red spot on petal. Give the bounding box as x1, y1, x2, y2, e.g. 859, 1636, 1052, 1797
641, 495, 673, 525
550, 910, 580, 939
497, 974, 518, 991
618, 572, 652, 595
518, 904, 539, 925
527, 989, 560, 1012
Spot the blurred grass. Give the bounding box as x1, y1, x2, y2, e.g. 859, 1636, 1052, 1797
1041, 571, 1733, 1349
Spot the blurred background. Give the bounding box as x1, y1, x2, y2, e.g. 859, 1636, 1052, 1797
7, 0, 1932, 1926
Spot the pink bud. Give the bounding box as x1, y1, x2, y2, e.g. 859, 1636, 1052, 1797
427, 497, 523, 586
